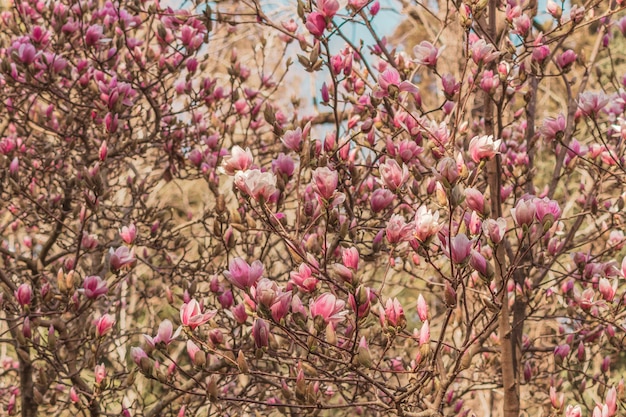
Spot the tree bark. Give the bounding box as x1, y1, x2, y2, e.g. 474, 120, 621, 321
483, 0, 520, 415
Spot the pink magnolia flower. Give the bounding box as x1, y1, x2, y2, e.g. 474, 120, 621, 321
94, 364, 106, 384
469, 135, 502, 163
465, 188, 485, 214
81, 232, 99, 250
483, 218, 507, 244
253, 278, 278, 307
442, 74, 460, 98
419, 320, 430, 345
15, 283, 32, 306
109, 246, 136, 271
82, 276, 108, 299
534, 197, 561, 223
413, 41, 442, 67
414, 206, 441, 242
541, 114, 566, 141
144, 319, 181, 346
348, 286, 374, 319
386, 214, 414, 244
95, 314, 115, 337
317, 0, 339, 18
416, 294, 428, 321
450, 234, 472, 264
605, 386, 617, 416
511, 198, 536, 226
383, 298, 405, 327
565, 405, 582, 417
312, 166, 339, 200
512, 14, 530, 36
130, 346, 148, 365
549, 386, 564, 409
532, 43, 550, 62
281, 19, 298, 33
470, 39, 498, 65
120, 224, 137, 244
234, 169, 278, 202
371, 188, 395, 213
547, 0, 562, 18
578, 91, 608, 118
310, 293, 347, 325
270, 291, 292, 322
221, 146, 253, 175
180, 299, 216, 330
598, 278, 617, 302
342, 247, 359, 270
479, 70, 499, 94
290, 264, 318, 292
252, 318, 270, 348
282, 128, 303, 152
379, 159, 409, 191
17, 43, 37, 65
272, 153, 296, 177
306, 12, 326, 37
224, 257, 264, 290
556, 50, 577, 70
85, 25, 104, 47
186, 340, 201, 361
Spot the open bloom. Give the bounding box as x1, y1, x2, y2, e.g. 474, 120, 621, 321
414, 206, 441, 242
469, 135, 501, 163
290, 264, 318, 293
109, 246, 136, 271
234, 169, 278, 202
82, 276, 108, 299
413, 41, 442, 67
312, 166, 339, 200
95, 314, 115, 337
180, 299, 216, 330
223, 257, 264, 290
379, 159, 409, 191
221, 146, 253, 175
144, 319, 181, 347
310, 293, 347, 325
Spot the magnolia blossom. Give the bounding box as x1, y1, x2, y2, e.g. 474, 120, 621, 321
95, 314, 115, 337
379, 159, 409, 191
144, 319, 181, 347
450, 234, 472, 264
416, 294, 428, 321
234, 169, 278, 202
312, 166, 339, 200
310, 293, 347, 325
565, 405, 582, 417
222, 146, 253, 175
511, 198, 536, 226
382, 298, 405, 327
109, 246, 136, 271
386, 214, 414, 244
468, 135, 502, 163
82, 275, 108, 299
223, 257, 264, 290
290, 264, 318, 292
15, 283, 32, 306
413, 41, 442, 67
180, 299, 216, 330
414, 206, 440, 242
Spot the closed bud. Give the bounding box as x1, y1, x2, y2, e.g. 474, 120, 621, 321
357, 337, 372, 367
237, 350, 249, 373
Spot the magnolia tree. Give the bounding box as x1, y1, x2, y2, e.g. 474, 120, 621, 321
2, 0, 626, 415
